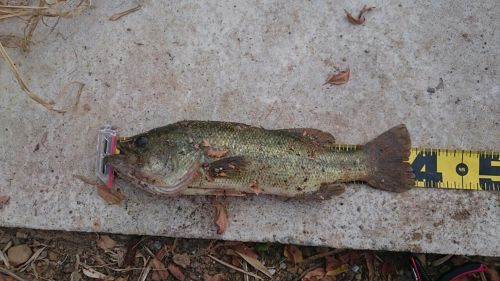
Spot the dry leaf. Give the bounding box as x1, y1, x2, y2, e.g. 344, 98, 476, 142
324, 69, 350, 86
0, 196, 10, 209
284, 245, 303, 264
344, 5, 375, 25
365, 253, 375, 281
168, 263, 185, 281
150, 258, 169, 281
109, 5, 142, 21
96, 235, 117, 251
302, 267, 325, 281
486, 267, 500, 281
232, 244, 258, 259
97, 185, 125, 205
172, 253, 190, 268
213, 201, 229, 234
207, 149, 228, 158
325, 256, 341, 272
249, 181, 262, 195
201, 139, 211, 147
236, 252, 272, 278
381, 260, 396, 275
326, 264, 348, 277
82, 268, 108, 279
204, 273, 228, 281
155, 244, 169, 260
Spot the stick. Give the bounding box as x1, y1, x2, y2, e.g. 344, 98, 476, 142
208, 255, 263, 280
0, 267, 28, 281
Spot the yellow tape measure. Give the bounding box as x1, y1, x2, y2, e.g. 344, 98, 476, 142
408, 148, 500, 191
333, 145, 500, 191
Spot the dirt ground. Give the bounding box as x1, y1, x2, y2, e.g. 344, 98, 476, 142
0, 228, 498, 281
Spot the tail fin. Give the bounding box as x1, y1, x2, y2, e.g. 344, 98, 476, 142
364, 124, 414, 192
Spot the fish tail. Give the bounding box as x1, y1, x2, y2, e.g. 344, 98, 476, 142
364, 124, 414, 192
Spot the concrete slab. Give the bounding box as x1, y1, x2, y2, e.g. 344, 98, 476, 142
1, 0, 499, 256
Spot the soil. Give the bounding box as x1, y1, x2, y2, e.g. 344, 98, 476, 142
0, 227, 498, 281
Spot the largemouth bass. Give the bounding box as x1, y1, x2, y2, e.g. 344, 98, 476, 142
105, 121, 414, 198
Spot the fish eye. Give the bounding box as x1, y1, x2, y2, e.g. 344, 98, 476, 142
136, 136, 148, 148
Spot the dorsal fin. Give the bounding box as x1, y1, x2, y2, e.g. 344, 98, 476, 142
276, 128, 336, 148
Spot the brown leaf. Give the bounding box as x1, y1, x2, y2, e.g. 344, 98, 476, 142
123, 237, 142, 268
155, 244, 169, 260
486, 267, 500, 281
172, 253, 190, 268
230, 255, 241, 267
97, 185, 125, 205
232, 244, 258, 259
284, 245, 304, 264
168, 264, 185, 281
365, 253, 375, 281
326, 264, 348, 277
96, 235, 117, 251
150, 258, 169, 281
325, 256, 342, 272
0, 196, 10, 209
302, 267, 325, 281
249, 180, 262, 195
381, 260, 396, 275
207, 149, 228, 158
324, 69, 350, 86
204, 273, 228, 281
345, 5, 375, 25
214, 201, 229, 234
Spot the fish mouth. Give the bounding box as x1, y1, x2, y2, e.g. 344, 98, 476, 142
104, 154, 138, 174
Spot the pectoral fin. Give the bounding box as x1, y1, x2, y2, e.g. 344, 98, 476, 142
207, 156, 247, 178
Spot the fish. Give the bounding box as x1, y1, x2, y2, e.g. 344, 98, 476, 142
105, 120, 415, 199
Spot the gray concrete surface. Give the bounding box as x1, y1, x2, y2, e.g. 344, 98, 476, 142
1, 0, 499, 256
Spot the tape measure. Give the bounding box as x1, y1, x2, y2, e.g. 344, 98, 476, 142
408, 148, 500, 191
329, 145, 500, 191
97, 126, 500, 191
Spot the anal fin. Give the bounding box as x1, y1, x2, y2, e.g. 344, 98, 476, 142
301, 183, 346, 200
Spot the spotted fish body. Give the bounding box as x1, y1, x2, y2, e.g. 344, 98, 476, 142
105, 120, 414, 198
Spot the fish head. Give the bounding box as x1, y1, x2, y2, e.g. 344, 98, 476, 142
104, 133, 200, 195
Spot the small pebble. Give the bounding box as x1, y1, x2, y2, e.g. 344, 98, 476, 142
7, 244, 32, 266
352, 264, 360, 272
279, 262, 287, 269
269, 268, 276, 275
355, 273, 362, 280
427, 87, 436, 93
